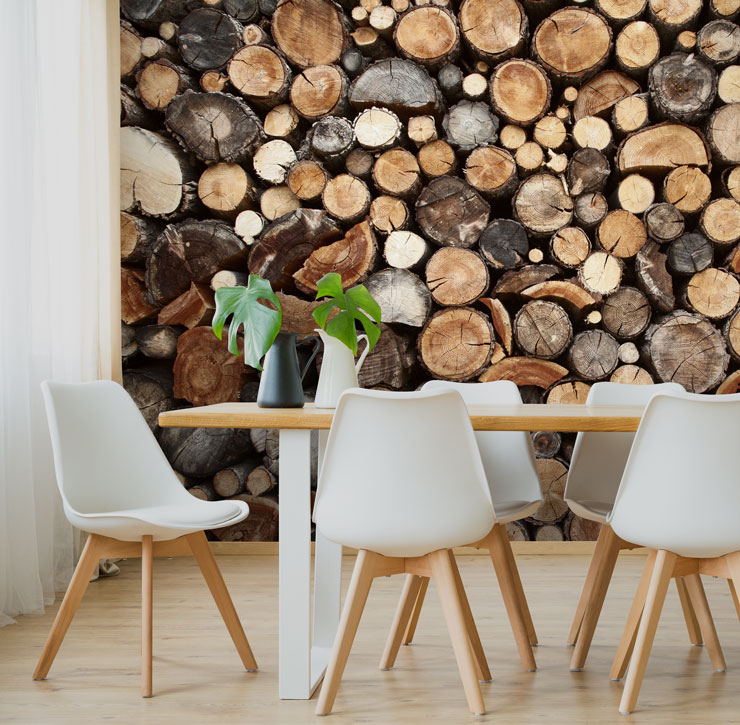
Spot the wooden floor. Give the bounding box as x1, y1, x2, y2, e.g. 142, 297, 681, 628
2, 552, 740, 723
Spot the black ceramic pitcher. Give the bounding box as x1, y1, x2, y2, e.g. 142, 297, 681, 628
256, 332, 321, 408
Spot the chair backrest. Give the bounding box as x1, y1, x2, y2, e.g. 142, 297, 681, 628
313, 388, 495, 557
609, 392, 740, 558
41, 380, 186, 515
564, 382, 685, 510
422, 380, 542, 508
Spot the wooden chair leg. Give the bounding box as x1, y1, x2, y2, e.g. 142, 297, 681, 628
729, 579, 740, 623
316, 550, 378, 716
142, 535, 153, 698
499, 524, 538, 646
610, 550, 657, 681
186, 531, 257, 672
675, 576, 703, 646
380, 574, 424, 670
448, 552, 492, 682
619, 549, 676, 715
683, 574, 726, 672
430, 550, 486, 716
487, 526, 537, 672
570, 525, 621, 671
33, 534, 103, 680
402, 576, 429, 645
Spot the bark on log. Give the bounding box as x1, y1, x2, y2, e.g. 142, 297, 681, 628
121, 20, 143, 78
122, 267, 160, 324
480, 297, 513, 355
578, 251, 623, 295
648, 0, 702, 42
286, 159, 329, 202
365, 268, 432, 326
121, 83, 158, 129
157, 282, 215, 328
308, 116, 355, 170
568, 329, 620, 381
602, 286, 652, 339
212, 495, 279, 541
213, 461, 257, 498
407, 115, 438, 147
121, 212, 162, 264
724, 307, 740, 361
424, 247, 489, 306
353, 107, 402, 151
178, 8, 244, 71
514, 300, 573, 359
520, 281, 600, 318
136, 59, 195, 112
717, 369, 740, 394
122, 323, 138, 362
321, 174, 372, 224
227, 45, 292, 108
357, 323, 416, 389
494, 263, 560, 297
246, 466, 277, 496
489, 59, 551, 126
611, 94, 650, 137
345, 148, 374, 181
697, 20, 740, 66
372, 148, 421, 198
635, 240, 675, 312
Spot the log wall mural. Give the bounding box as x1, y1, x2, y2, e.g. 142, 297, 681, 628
120, 0, 740, 543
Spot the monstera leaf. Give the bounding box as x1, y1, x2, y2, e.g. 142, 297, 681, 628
212, 275, 282, 370
312, 273, 382, 355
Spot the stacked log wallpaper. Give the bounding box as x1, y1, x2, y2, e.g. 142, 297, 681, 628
120, 0, 740, 542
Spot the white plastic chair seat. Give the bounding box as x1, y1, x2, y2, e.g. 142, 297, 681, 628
494, 499, 541, 524
567, 499, 612, 523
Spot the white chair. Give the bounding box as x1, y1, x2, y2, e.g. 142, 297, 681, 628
313, 388, 496, 716
607, 392, 740, 714
35, 380, 257, 697
383, 380, 542, 674
562, 381, 704, 672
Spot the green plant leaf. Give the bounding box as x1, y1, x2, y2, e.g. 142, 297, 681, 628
212, 275, 282, 371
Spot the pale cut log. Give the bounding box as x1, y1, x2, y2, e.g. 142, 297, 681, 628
572, 71, 640, 122
418, 307, 493, 381
568, 330, 620, 381
700, 199, 740, 247
213, 495, 279, 541
372, 148, 421, 198
644, 202, 684, 243
635, 240, 675, 312
211, 271, 249, 294
718, 66, 740, 103
513, 173, 573, 237
602, 286, 652, 339
165, 91, 265, 164
200, 71, 228, 92
173, 326, 250, 404
352, 6, 369, 25
572, 116, 613, 153
478, 219, 528, 270
370, 196, 409, 235
697, 20, 740, 66
479, 357, 568, 388
528, 249, 544, 263
122, 267, 159, 324
246, 466, 277, 497
545, 379, 590, 404
348, 59, 444, 121
293, 220, 377, 293
642, 310, 729, 392
407, 116, 438, 147
393, 6, 460, 70
321, 174, 372, 225
728, 243, 740, 274
309, 116, 355, 170
438, 63, 464, 101
615, 174, 654, 214
533, 115, 566, 151
648, 53, 717, 124
674, 29, 697, 52
529, 457, 569, 524
611, 94, 650, 137
136, 59, 194, 111
418, 140, 457, 178
709, 0, 740, 20
550, 227, 590, 269
520, 281, 600, 318
122, 323, 138, 361
545, 151, 568, 175
610, 365, 654, 385
479, 297, 513, 355
514, 300, 572, 360
415, 177, 490, 248
532, 8, 612, 84
648, 0, 702, 41
345, 148, 374, 181
462, 73, 488, 101
121, 212, 162, 264
358, 323, 416, 389
464, 147, 518, 200
567, 148, 611, 196
121, 20, 143, 78
384, 230, 430, 269
554, 105, 571, 124
178, 8, 243, 71
197, 163, 257, 218
515, 142, 545, 177
585, 310, 603, 326
140, 36, 178, 63
499, 124, 527, 151
574, 192, 608, 229
489, 59, 551, 126
286, 159, 329, 202
123, 367, 175, 431
290, 65, 348, 119
685, 268, 740, 320
241, 23, 268, 46
248, 208, 342, 291
566, 513, 601, 542
578, 251, 623, 295
505, 521, 530, 541
121, 84, 158, 129
532, 430, 561, 459
617, 123, 711, 176
157, 282, 215, 328
351, 27, 393, 61
370, 5, 396, 39
271, 0, 347, 67
120, 127, 198, 219
260, 185, 301, 221
717, 370, 740, 394
494, 264, 559, 297
443, 101, 499, 151
618, 342, 640, 364
615, 21, 660, 78
253, 139, 297, 185
353, 108, 402, 151
706, 103, 740, 165
365, 268, 432, 327
663, 165, 712, 214
597, 209, 647, 258
159, 20, 178, 40
228, 45, 291, 108
214, 461, 258, 498
458, 0, 528, 63
425, 248, 489, 306
595, 0, 648, 27
725, 308, 740, 361
534, 524, 565, 542
264, 104, 301, 145
667, 232, 713, 275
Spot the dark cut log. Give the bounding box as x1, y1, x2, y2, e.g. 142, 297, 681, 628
578, 251, 623, 295
384, 231, 430, 269
178, 8, 243, 71
308, 116, 355, 171
513, 173, 574, 237
165, 91, 265, 164
418, 140, 457, 178
348, 59, 445, 121
197, 163, 258, 219
351, 27, 393, 62
667, 232, 714, 275
725, 308, 740, 361
616, 123, 710, 175
700, 198, 740, 247
663, 165, 712, 214
602, 286, 652, 340
572, 71, 640, 122
357, 323, 416, 389
343, 149, 373, 184
706, 104, 740, 166
223, 0, 260, 21
353, 108, 402, 151
635, 241, 675, 312
438, 63, 464, 102
566, 513, 601, 542
480, 297, 513, 355
568, 330, 620, 381
597, 209, 647, 258
293, 220, 378, 294
187, 482, 216, 501
615, 21, 660, 78
213, 461, 258, 498
157, 282, 215, 328
643, 202, 684, 243
212, 495, 279, 541
418, 307, 493, 381
135, 324, 183, 359
532, 430, 561, 459
121, 84, 157, 129
684, 268, 740, 320
365, 268, 432, 327
173, 326, 250, 404
286, 159, 329, 203
494, 263, 560, 297
271, 0, 347, 68
370, 196, 410, 236
248, 208, 343, 291
122, 0, 198, 25
121, 212, 162, 264
479, 219, 529, 270
479, 357, 568, 388
146, 220, 247, 305
228, 45, 292, 108
611, 94, 650, 137
458, 0, 527, 63
489, 59, 551, 126
122, 322, 137, 362
574, 192, 609, 230
393, 6, 460, 71
246, 466, 277, 497
123, 367, 175, 431
545, 378, 590, 404
341, 47, 368, 79
442, 101, 499, 151
567, 148, 610, 196
520, 281, 600, 319
136, 59, 195, 112
372, 148, 421, 198
321, 174, 371, 225
642, 310, 729, 393
648, 53, 717, 125
122, 267, 159, 325
550, 227, 590, 269
121, 20, 142, 79
648, 0, 701, 41
424, 248, 489, 306
697, 20, 740, 66
415, 177, 490, 248
514, 300, 573, 360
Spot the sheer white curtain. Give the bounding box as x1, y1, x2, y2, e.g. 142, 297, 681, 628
0, 0, 120, 626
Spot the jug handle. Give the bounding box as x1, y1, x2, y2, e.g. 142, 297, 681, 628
297, 334, 321, 381
355, 334, 370, 373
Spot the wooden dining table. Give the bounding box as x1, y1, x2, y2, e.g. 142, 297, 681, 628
159, 401, 645, 700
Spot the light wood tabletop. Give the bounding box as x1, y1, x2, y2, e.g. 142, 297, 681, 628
159, 402, 645, 432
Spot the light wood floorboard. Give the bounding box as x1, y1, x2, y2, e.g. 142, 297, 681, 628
2, 553, 740, 723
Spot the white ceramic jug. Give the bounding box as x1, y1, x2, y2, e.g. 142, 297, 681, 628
314, 329, 370, 408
